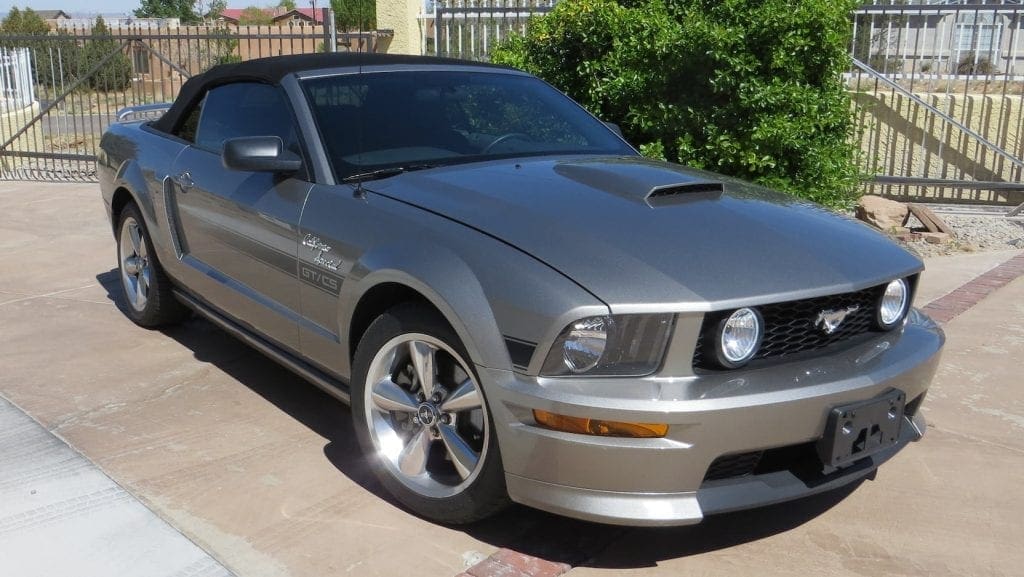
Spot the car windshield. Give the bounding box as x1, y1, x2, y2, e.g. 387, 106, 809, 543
301, 70, 635, 181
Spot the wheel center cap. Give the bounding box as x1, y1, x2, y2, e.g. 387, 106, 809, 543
417, 403, 438, 426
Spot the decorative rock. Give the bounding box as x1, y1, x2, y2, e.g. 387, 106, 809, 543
856, 195, 909, 231
1010, 238, 1024, 249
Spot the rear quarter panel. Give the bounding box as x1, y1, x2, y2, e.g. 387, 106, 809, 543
98, 122, 188, 271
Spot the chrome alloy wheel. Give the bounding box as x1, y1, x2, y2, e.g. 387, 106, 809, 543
363, 333, 489, 498
119, 216, 151, 312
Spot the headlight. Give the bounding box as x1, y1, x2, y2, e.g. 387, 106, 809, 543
877, 278, 909, 329
540, 314, 674, 377
713, 307, 763, 368
561, 316, 608, 373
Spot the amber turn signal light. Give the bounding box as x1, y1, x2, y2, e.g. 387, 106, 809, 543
532, 410, 668, 438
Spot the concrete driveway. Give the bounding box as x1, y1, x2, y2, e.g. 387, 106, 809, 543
0, 181, 1021, 577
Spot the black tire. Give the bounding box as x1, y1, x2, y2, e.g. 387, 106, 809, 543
115, 203, 189, 328
351, 303, 509, 524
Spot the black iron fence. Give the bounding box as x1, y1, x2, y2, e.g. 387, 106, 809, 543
0, 17, 384, 181
2, 2, 1023, 204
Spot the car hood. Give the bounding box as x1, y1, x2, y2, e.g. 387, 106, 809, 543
368, 156, 922, 311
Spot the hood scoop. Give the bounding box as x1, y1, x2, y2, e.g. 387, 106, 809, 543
646, 181, 724, 207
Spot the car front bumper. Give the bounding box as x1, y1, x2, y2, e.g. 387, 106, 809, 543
482, 309, 944, 526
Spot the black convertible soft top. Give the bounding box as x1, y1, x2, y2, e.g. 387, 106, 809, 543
151, 52, 507, 135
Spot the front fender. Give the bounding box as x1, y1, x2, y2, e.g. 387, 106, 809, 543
340, 241, 509, 371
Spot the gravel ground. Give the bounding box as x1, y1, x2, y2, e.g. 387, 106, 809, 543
896, 213, 1024, 258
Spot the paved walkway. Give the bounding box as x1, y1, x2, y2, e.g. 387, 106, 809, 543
0, 181, 1022, 577
0, 396, 233, 577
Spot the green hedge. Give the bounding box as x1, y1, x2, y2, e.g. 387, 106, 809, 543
493, 0, 862, 209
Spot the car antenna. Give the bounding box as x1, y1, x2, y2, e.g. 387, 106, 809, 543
352, 0, 367, 200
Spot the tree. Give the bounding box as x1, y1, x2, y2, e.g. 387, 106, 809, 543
134, 0, 201, 23
1, 7, 51, 34
0, 7, 80, 89
82, 16, 133, 91
199, 26, 241, 70
278, 0, 297, 11
237, 6, 273, 25
203, 0, 228, 20
331, 0, 375, 31
493, 0, 863, 209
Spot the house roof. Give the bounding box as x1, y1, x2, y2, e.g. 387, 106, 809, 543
35, 10, 71, 19
272, 9, 323, 23
217, 7, 324, 24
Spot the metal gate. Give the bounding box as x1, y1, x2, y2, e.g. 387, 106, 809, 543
0, 17, 381, 182
429, 0, 554, 60
850, 1, 1024, 206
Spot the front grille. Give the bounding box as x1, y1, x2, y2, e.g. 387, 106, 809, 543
693, 283, 890, 370
703, 442, 821, 482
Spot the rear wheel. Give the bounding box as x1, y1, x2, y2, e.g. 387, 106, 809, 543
116, 203, 188, 327
351, 304, 509, 524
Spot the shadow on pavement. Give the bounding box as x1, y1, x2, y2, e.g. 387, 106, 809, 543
95, 269, 388, 504
96, 268, 864, 569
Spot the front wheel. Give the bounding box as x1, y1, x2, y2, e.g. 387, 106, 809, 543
351, 304, 509, 524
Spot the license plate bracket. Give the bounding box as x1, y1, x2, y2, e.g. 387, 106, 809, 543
816, 389, 905, 469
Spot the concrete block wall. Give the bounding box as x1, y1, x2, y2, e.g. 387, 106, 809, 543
376, 0, 423, 56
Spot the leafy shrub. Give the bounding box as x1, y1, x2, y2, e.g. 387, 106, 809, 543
493, 0, 863, 209
867, 54, 904, 74
955, 52, 996, 76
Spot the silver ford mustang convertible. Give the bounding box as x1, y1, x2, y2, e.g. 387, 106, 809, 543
98, 53, 944, 526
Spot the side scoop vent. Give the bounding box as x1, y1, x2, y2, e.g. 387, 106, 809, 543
645, 181, 724, 206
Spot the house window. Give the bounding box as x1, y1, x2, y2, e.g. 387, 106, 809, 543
954, 12, 1001, 58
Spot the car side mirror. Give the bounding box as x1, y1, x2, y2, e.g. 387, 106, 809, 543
222, 136, 302, 174
603, 121, 624, 138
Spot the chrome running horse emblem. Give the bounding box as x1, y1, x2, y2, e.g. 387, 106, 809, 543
815, 305, 860, 335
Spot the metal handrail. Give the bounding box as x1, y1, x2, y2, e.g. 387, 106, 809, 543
116, 103, 172, 122
851, 57, 1024, 174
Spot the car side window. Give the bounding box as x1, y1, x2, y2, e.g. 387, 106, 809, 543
174, 97, 203, 143
194, 82, 301, 157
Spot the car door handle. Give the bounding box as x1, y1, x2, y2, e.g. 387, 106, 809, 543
174, 171, 193, 191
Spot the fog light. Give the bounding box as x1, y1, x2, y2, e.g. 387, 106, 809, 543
533, 410, 668, 438
715, 307, 763, 368
877, 278, 909, 329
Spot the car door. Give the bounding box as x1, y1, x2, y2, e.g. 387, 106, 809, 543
169, 82, 311, 353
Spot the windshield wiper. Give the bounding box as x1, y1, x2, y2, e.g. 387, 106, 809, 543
342, 163, 437, 184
